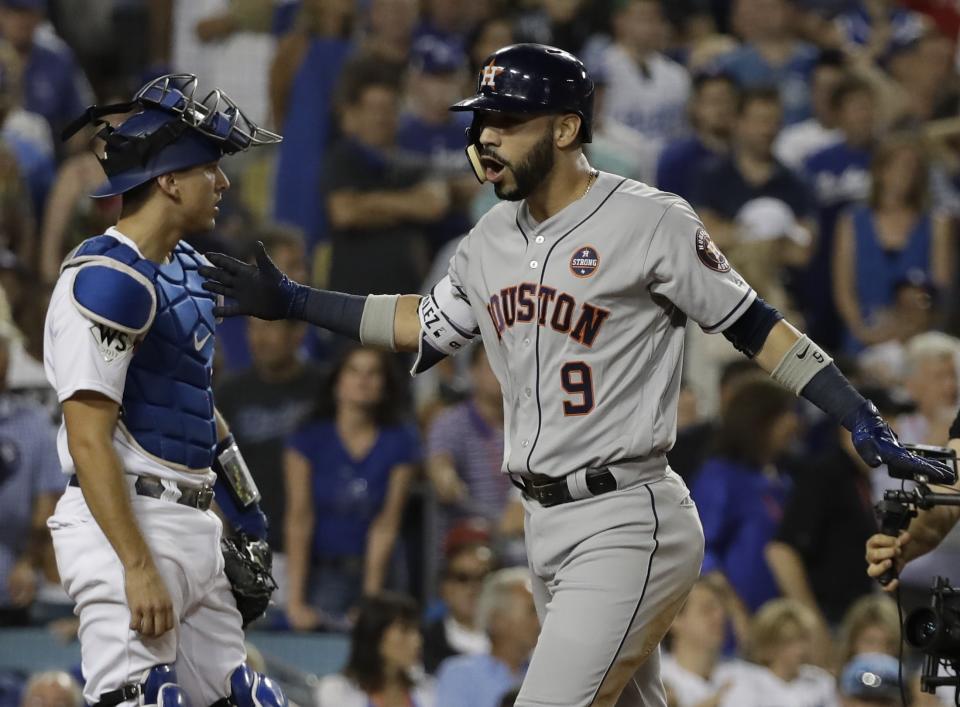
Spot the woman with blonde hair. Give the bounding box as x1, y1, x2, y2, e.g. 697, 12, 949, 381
834, 594, 900, 670
719, 599, 837, 707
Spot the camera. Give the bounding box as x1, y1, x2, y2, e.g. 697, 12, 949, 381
875, 444, 960, 694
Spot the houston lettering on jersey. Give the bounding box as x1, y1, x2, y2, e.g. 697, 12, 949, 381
486, 282, 610, 347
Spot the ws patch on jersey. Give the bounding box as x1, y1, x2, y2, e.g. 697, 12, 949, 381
695, 228, 730, 273
570, 246, 600, 278
90, 322, 134, 363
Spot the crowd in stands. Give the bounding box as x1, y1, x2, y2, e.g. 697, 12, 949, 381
3, 0, 960, 705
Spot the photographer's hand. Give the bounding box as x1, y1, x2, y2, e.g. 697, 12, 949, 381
866, 531, 910, 592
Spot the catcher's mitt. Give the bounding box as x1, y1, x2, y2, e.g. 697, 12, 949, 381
221, 534, 277, 628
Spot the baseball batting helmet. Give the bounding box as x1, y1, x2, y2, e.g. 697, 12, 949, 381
63, 74, 282, 198
450, 43, 594, 182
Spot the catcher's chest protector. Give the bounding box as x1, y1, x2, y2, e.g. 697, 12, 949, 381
65, 236, 218, 470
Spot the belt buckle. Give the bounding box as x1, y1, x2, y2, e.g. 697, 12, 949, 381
193, 486, 214, 510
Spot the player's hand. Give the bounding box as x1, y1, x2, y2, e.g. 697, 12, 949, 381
286, 602, 322, 632
846, 401, 955, 484
124, 563, 175, 637
865, 531, 910, 592
200, 242, 301, 320
7, 559, 37, 607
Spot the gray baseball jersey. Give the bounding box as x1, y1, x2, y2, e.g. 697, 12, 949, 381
431, 171, 755, 479
421, 171, 753, 706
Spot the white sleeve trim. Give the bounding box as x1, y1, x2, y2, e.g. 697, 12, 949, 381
57, 380, 124, 405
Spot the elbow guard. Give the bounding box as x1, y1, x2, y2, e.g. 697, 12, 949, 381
722, 296, 783, 358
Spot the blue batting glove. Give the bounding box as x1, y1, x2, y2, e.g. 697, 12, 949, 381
845, 401, 956, 484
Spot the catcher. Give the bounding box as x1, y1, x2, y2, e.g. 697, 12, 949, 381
44, 75, 283, 707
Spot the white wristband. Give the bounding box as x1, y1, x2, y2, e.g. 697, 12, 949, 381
771, 334, 832, 394
359, 294, 399, 351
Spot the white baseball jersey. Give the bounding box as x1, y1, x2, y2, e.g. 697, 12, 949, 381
426, 172, 755, 479
43, 226, 215, 487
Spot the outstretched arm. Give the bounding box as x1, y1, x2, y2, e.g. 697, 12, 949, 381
728, 305, 953, 484
200, 242, 423, 351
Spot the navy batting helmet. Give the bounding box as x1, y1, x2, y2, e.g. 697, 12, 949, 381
450, 43, 594, 182
63, 74, 282, 198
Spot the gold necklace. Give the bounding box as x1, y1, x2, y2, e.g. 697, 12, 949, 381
581, 170, 598, 199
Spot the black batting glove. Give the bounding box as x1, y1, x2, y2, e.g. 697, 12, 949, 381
199, 241, 304, 320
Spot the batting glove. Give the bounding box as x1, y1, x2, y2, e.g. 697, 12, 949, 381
200, 241, 303, 320
846, 401, 956, 484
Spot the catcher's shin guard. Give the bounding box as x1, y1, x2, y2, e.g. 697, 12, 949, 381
93, 665, 191, 707
216, 664, 287, 707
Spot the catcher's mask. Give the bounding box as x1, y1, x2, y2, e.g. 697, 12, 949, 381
62, 73, 282, 199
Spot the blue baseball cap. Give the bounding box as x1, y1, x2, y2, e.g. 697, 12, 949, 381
410, 37, 466, 75
840, 653, 901, 700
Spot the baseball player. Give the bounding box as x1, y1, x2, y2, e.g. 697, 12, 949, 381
201, 45, 951, 707
44, 75, 286, 707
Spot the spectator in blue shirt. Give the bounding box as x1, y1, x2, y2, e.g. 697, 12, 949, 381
0, 320, 62, 626
0, 0, 92, 153
716, 0, 818, 124
835, 0, 926, 57
284, 346, 419, 631
833, 136, 953, 352
397, 37, 477, 254
692, 376, 800, 612
435, 568, 540, 707
656, 71, 739, 201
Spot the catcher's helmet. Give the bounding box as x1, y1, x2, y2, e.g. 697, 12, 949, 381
449, 43, 594, 182
63, 74, 282, 198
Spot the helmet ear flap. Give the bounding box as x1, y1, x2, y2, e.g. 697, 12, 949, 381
464, 120, 486, 183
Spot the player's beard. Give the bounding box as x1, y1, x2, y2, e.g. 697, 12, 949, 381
495, 128, 555, 202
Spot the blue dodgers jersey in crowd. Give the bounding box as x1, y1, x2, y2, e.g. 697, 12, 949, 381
65, 235, 218, 470
692, 458, 792, 612
288, 420, 421, 558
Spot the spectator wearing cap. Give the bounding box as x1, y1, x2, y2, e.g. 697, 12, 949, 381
596, 0, 691, 153
397, 38, 477, 255
412, 0, 470, 56
838, 653, 901, 707
0, 318, 62, 626
693, 88, 816, 317
434, 568, 539, 707
714, 0, 818, 125
765, 387, 892, 628
422, 539, 494, 674
656, 71, 738, 202
774, 50, 846, 171
832, 136, 952, 352
0, 0, 93, 154
323, 60, 449, 297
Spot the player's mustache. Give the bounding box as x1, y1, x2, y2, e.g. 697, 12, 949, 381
480, 148, 511, 168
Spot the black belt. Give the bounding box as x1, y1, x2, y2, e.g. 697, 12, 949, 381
511, 468, 617, 508
68, 475, 214, 511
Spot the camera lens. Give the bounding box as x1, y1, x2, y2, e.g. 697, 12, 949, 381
906, 608, 939, 649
